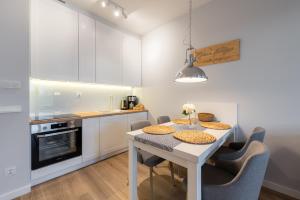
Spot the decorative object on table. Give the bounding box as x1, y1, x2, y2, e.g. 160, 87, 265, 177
200, 122, 232, 130
198, 113, 215, 122
194, 39, 240, 67
174, 0, 208, 83
173, 130, 216, 144
133, 103, 145, 111
181, 103, 196, 125
142, 125, 176, 135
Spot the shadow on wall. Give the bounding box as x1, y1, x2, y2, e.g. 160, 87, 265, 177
148, 112, 157, 124
266, 144, 300, 191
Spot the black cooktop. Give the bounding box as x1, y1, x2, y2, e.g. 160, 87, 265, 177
32, 114, 80, 121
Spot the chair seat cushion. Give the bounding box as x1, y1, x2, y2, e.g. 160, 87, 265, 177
202, 164, 235, 185
211, 146, 236, 160
138, 149, 165, 167
228, 142, 245, 150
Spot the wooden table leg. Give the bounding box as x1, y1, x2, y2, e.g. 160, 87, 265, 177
129, 140, 138, 200
187, 162, 202, 200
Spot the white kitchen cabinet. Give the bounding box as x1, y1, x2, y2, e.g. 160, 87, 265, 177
122, 35, 142, 87
79, 13, 96, 83
82, 118, 100, 162
96, 22, 123, 85
31, 0, 79, 81
127, 112, 148, 131
99, 115, 128, 156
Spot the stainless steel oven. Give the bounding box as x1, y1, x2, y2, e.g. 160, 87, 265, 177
31, 119, 82, 170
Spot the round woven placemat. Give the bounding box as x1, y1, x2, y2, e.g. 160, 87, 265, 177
173, 130, 216, 144
172, 119, 192, 125
142, 125, 176, 135
200, 122, 232, 130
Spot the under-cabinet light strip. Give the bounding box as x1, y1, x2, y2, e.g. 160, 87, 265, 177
30, 79, 132, 90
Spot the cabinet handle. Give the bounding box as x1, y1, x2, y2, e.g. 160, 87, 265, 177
37, 129, 78, 138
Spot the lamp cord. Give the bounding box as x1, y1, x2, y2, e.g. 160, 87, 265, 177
189, 0, 192, 49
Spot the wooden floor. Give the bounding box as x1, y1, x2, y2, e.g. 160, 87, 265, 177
16, 153, 296, 200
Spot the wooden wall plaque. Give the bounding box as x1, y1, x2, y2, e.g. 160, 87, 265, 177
193, 39, 240, 67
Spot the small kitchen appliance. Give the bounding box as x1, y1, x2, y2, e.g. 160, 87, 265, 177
127, 96, 138, 109
120, 97, 128, 110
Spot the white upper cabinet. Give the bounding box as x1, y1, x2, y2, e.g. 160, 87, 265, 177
31, 0, 142, 86
122, 35, 142, 87
79, 13, 96, 83
31, 0, 79, 81
96, 22, 123, 85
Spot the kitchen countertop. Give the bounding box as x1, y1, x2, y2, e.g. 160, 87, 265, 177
30, 110, 148, 125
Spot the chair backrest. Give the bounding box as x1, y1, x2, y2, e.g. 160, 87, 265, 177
249, 127, 265, 143
130, 120, 152, 164
229, 141, 270, 200
131, 120, 151, 131
226, 127, 266, 160
157, 116, 171, 124
240, 127, 265, 155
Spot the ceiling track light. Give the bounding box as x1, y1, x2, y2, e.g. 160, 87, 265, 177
100, 0, 127, 19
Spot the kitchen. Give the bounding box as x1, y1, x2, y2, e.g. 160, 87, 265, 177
1, 0, 300, 200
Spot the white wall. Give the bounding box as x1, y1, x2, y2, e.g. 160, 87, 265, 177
30, 80, 133, 116
139, 0, 300, 197
0, 0, 30, 199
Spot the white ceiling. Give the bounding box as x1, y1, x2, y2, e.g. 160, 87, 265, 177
67, 0, 213, 35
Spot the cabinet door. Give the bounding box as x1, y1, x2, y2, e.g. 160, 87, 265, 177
79, 13, 96, 83
99, 115, 127, 156
127, 112, 148, 131
123, 35, 142, 87
96, 21, 123, 85
31, 0, 78, 81
82, 118, 100, 161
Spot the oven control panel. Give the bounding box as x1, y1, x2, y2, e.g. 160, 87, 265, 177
31, 119, 82, 134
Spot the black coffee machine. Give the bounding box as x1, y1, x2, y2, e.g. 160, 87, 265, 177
127, 96, 138, 109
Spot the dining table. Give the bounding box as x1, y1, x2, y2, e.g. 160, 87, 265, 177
127, 121, 236, 200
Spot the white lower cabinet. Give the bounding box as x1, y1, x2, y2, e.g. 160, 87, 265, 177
127, 112, 148, 131
82, 118, 100, 162
32, 112, 148, 185
82, 112, 148, 161
99, 115, 128, 156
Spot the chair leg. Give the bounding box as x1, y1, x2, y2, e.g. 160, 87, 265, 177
149, 167, 154, 200
169, 162, 176, 186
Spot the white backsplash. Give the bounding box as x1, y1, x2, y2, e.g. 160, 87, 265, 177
30, 79, 133, 117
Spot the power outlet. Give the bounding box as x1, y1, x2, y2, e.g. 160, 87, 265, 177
5, 166, 17, 176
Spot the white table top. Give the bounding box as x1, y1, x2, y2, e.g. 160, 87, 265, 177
127, 122, 235, 164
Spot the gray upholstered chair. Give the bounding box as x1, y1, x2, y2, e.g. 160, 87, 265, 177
157, 116, 171, 124
212, 127, 266, 161
131, 120, 175, 199
156, 116, 176, 184
200, 141, 270, 200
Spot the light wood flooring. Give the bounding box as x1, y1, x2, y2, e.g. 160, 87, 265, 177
16, 153, 297, 200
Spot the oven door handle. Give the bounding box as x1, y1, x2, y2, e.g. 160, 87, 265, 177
36, 129, 79, 138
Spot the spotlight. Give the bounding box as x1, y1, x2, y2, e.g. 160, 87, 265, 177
114, 7, 121, 17
101, 0, 108, 8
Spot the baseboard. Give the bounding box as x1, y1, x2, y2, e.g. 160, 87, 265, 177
264, 180, 300, 199
0, 184, 31, 200
32, 148, 128, 186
